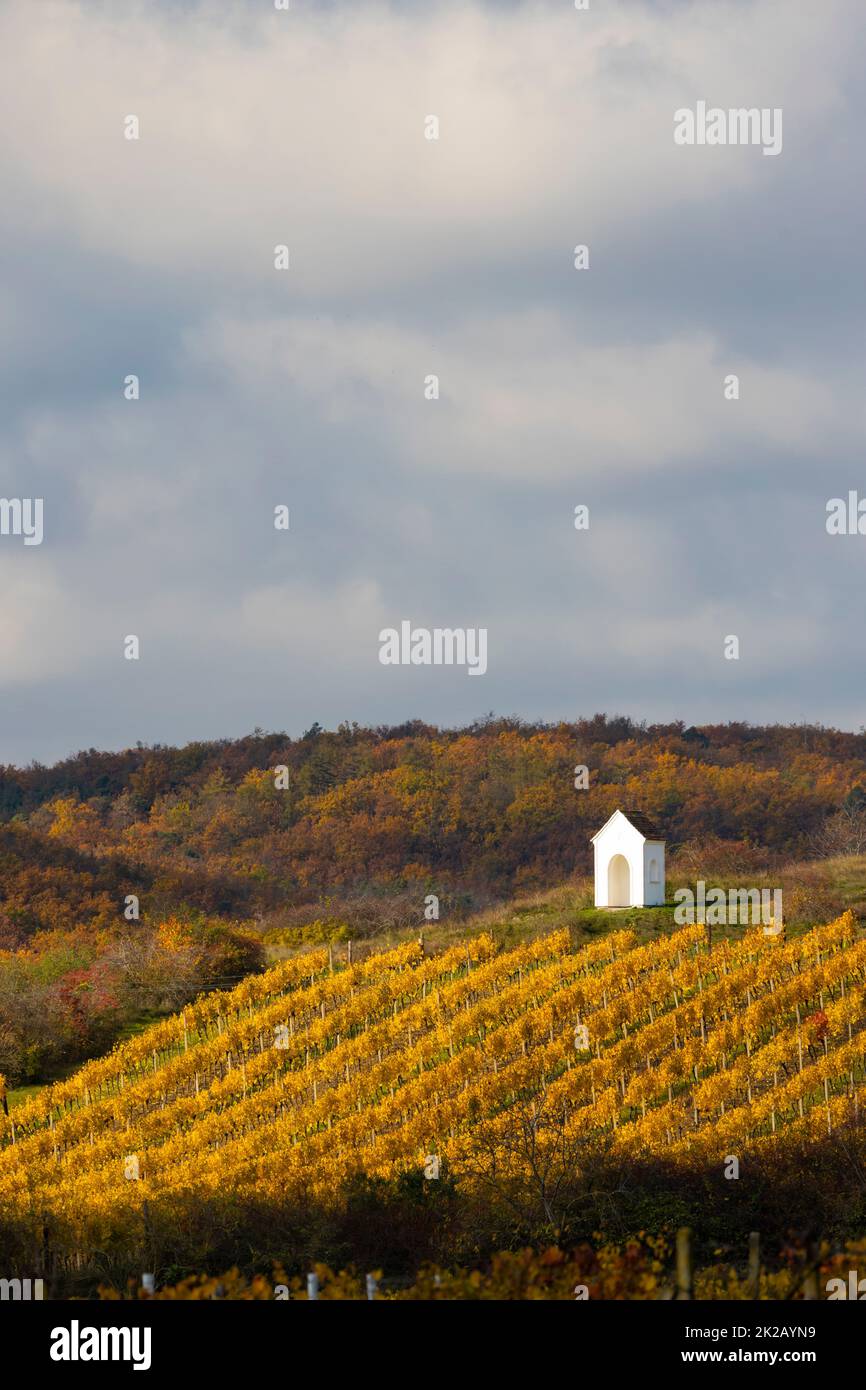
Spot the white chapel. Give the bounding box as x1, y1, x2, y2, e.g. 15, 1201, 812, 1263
591, 809, 665, 909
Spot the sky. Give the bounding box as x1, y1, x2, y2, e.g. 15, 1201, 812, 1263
1, 0, 865, 766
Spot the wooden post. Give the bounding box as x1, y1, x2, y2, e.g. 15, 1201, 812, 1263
39, 1215, 50, 1291
675, 1227, 693, 1300
802, 1237, 820, 1300
307, 1272, 319, 1301
748, 1232, 760, 1299
143, 1198, 153, 1270
365, 1273, 377, 1301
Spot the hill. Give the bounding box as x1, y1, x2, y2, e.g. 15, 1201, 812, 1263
3, 717, 866, 935
4, 714, 866, 1100
2, 911, 865, 1291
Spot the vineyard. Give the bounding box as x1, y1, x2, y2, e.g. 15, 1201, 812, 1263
2, 915, 865, 1272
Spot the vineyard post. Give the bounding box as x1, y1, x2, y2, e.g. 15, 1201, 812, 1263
143, 1198, 154, 1269
748, 1232, 760, 1298
675, 1227, 693, 1300
307, 1272, 319, 1301
802, 1241, 819, 1300
366, 1273, 378, 1301
39, 1213, 51, 1294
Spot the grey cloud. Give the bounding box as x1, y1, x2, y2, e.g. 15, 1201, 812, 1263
0, 0, 864, 762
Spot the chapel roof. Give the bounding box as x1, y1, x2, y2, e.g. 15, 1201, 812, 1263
591, 808, 665, 843
621, 809, 665, 840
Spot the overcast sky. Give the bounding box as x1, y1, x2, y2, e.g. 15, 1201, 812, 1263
0, 0, 864, 766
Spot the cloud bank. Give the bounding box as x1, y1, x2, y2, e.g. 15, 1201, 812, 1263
0, 0, 864, 761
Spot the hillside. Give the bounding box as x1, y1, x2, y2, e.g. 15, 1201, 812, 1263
3, 719, 866, 942
3, 911, 865, 1290
3, 716, 866, 1090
